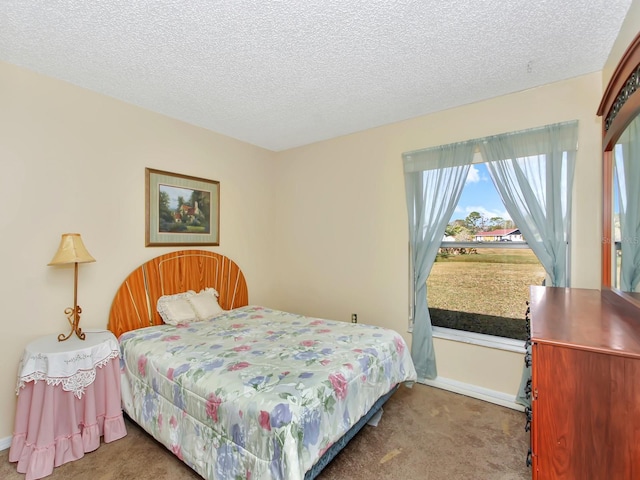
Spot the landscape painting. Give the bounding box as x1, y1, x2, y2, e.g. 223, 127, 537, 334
146, 168, 220, 246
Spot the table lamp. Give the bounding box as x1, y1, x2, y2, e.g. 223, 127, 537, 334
48, 233, 96, 341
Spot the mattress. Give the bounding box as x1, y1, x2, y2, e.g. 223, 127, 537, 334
118, 305, 417, 480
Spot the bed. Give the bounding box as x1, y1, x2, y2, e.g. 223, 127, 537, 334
108, 250, 417, 480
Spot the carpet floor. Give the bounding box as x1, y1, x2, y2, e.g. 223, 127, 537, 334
0, 384, 531, 480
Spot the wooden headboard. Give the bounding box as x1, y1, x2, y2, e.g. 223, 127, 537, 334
108, 250, 248, 338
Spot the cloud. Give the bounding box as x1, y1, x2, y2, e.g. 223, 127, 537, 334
466, 165, 481, 183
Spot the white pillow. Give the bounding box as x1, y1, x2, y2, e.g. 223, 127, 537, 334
187, 288, 224, 320
157, 291, 198, 325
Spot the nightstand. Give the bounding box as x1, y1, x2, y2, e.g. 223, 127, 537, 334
9, 330, 127, 480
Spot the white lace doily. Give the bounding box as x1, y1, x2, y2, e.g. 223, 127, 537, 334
16, 330, 120, 399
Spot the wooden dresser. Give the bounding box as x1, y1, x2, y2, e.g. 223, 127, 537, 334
527, 286, 640, 480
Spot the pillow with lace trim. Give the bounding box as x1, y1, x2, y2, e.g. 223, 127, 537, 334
157, 291, 198, 325
187, 287, 225, 321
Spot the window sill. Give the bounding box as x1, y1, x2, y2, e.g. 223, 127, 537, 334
431, 326, 526, 354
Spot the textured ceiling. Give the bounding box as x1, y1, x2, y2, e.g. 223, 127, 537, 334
0, 1, 633, 151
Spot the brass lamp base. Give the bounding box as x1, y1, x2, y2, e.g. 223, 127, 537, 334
58, 305, 86, 341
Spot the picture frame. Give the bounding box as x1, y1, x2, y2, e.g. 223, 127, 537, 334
145, 168, 220, 246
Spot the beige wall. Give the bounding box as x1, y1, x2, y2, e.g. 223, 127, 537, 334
273, 71, 603, 396
0, 12, 632, 440
0, 61, 277, 441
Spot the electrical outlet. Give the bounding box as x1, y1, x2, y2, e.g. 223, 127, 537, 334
351, 313, 357, 323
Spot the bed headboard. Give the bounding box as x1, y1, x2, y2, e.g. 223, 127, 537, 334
108, 250, 249, 338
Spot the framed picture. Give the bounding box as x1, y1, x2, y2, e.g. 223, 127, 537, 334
146, 168, 220, 246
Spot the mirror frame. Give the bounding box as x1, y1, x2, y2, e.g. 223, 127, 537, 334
597, 32, 640, 306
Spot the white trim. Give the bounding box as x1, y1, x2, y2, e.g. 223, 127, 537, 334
418, 376, 525, 412
0, 435, 12, 451
433, 326, 526, 354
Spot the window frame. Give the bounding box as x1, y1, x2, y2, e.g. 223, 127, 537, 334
407, 141, 574, 352
432, 326, 526, 354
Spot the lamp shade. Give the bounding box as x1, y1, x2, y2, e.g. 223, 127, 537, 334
48, 233, 96, 265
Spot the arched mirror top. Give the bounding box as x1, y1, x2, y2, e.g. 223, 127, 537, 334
598, 33, 640, 150
598, 31, 640, 306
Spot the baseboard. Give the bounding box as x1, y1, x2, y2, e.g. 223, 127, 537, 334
0, 435, 12, 451
418, 376, 525, 412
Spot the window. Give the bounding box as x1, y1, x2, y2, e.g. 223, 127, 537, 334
404, 121, 577, 361
427, 163, 547, 341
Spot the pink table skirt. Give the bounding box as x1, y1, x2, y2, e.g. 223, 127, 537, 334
9, 357, 127, 480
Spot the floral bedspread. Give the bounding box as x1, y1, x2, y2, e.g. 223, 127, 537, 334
119, 305, 417, 480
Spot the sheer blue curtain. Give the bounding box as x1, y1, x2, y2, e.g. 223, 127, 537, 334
614, 115, 640, 292
403, 142, 476, 380
478, 121, 578, 406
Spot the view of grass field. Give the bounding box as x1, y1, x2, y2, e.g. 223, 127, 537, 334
427, 247, 546, 340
